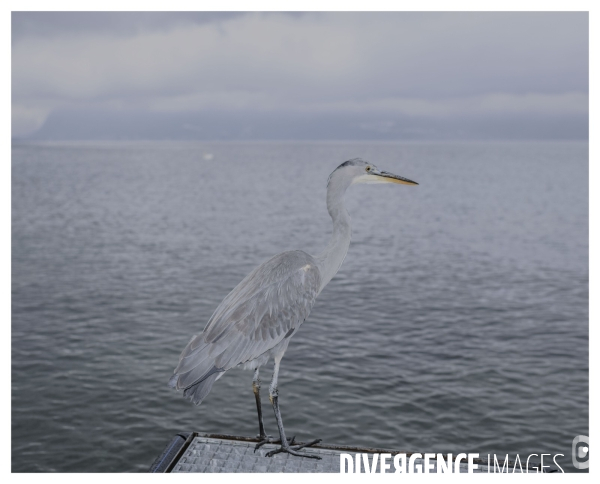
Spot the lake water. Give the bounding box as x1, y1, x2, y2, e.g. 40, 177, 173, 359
12, 140, 588, 472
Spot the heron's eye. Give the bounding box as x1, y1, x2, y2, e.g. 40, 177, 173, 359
365, 166, 371, 172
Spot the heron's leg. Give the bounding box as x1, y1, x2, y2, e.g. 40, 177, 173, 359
263, 356, 322, 459
253, 366, 296, 452
252, 368, 267, 439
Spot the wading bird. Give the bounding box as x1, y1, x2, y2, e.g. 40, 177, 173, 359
168, 158, 418, 458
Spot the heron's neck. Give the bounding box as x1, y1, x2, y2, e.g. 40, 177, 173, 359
315, 177, 352, 293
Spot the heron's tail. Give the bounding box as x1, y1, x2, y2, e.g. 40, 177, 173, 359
168, 366, 223, 406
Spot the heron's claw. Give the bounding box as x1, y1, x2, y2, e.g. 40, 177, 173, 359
264, 438, 322, 459
254, 435, 296, 452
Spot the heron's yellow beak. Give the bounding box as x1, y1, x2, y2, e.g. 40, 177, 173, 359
372, 171, 418, 186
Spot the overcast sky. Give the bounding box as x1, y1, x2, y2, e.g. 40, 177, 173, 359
11, 12, 588, 140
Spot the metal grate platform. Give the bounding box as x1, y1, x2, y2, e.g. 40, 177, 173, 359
173, 436, 347, 472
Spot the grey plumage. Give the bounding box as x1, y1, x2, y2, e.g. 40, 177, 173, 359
169, 250, 320, 405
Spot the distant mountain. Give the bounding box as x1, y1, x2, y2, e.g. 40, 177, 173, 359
25, 107, 588, 141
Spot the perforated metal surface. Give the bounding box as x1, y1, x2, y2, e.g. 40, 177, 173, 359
171, 437, 338, 472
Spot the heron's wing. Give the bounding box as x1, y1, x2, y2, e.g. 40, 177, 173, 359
170, 250, 321, 391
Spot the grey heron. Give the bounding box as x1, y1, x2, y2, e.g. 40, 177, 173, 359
168, 158, 418, 458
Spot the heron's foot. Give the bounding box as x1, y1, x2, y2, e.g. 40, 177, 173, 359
254, 435, 296, 452
265, 439, 322, 459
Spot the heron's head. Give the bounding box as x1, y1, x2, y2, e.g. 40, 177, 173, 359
328, 158, 418, 188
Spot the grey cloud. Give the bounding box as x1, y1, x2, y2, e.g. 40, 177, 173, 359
11, 11, 246, 42
11, 12, 588, 140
